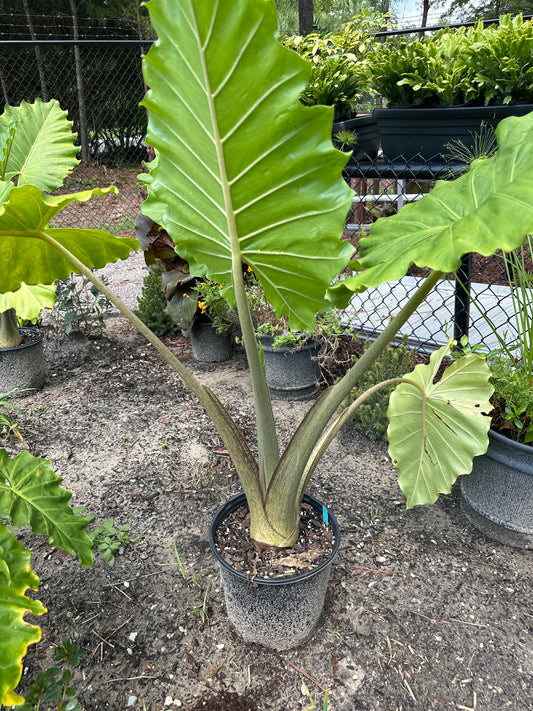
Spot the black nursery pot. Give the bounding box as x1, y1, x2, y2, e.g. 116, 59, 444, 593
0, 327, 45, 392
209, 492, 341, 651
190, 319, 232, 362
257, 334, 320, 401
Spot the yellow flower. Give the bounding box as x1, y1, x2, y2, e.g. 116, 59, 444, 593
198, 300, 206, 313
247, 266, 253, 273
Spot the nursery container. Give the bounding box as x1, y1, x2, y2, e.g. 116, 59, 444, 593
373, 104, 533, 162
209, 492, 340, 650
257, 334, 320, 400
332, 114, 380, 163
461, 429, 533, 549
0, 327, 45, 393
190, 320, 232, 362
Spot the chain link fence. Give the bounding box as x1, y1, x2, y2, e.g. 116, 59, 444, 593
0, 40, 523, 352
344, 158, 515, 353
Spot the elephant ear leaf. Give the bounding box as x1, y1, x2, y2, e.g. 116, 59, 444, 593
0, 99, 79, 191
0, 525, 46, 707
141, 0, 353, 331
0, 449, 93, 567
387, 344, 493, 508
334, 111, 533, 295
0, 283, 56, 321
0, 185, 138, 294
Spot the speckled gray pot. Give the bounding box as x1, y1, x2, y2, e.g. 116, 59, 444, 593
461, 430, 532, 549
0, 327, 45, 393
257, 334, 320, 400
209, 492, 340, 650
190, 320, 232, 362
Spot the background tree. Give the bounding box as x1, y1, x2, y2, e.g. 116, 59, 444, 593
439, 0, 533, 22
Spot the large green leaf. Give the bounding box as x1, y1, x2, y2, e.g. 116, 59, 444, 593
0, 525, 45, 707
0, 449, 93, 567
0, 185, 138, 293
387, 345, 493, 508
0, 283, 56, 320
333, 112, 533, 295
0, 99, 79, 191
141, 0, 353, 330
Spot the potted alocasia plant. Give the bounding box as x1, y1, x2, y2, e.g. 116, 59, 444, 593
0, 102, 137, 705
2, 0, 533, 659
0, 100, 74, 391
370, 14, 533, 161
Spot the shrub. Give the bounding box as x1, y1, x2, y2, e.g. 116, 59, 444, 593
135, 264, 176, 337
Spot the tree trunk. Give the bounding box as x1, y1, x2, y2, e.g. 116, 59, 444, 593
22, 0, 48, 102
298, 0, 313, 35
420, 0, 430, 37
69, 0, 90, 163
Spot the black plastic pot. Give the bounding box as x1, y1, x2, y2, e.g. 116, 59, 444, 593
373, 104, 533, 162
190, 319, 232, 362
0, 327, 45, 393
332, 114, 380, 163
209, 492, 341, 650
461, 429, 532, 549
257, 334, 320, 400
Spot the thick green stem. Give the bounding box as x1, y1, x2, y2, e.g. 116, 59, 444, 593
0, 309, 22, 349
232, 262, 280, 495
302, 377, 423, 493
264, 270, 445, 521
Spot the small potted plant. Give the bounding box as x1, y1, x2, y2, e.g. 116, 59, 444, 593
458, 237, 533, 548
370, 14, 533, 161
189, 279, 237, 362
0, 99, 78, 391
2, 0, 533, 668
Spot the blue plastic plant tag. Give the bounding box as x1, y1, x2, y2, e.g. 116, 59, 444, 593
322, 505, 329, 527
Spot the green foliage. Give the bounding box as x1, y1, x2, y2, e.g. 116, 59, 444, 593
464, 14, 533, 105
0, 449, 93, 705
460, 234, 533, 443
283, 10, 389, 117
331, 114, 533, 297
0, 0, 530, 554
135, 265, 176, 337
192, 280, 238, 335
388, 344, 493, 508
17, 635, 85, 711
0, 524, 45, 707
368, 15, 533, 107
87, 517, 141, 566
52, 274, 112, 337
344, 338, 416, 441
0, 389, 25, 443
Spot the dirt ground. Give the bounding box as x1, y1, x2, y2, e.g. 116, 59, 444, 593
6, 300, 532, 711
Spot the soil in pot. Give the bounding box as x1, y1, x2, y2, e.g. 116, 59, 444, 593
210, 493, 340, 651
